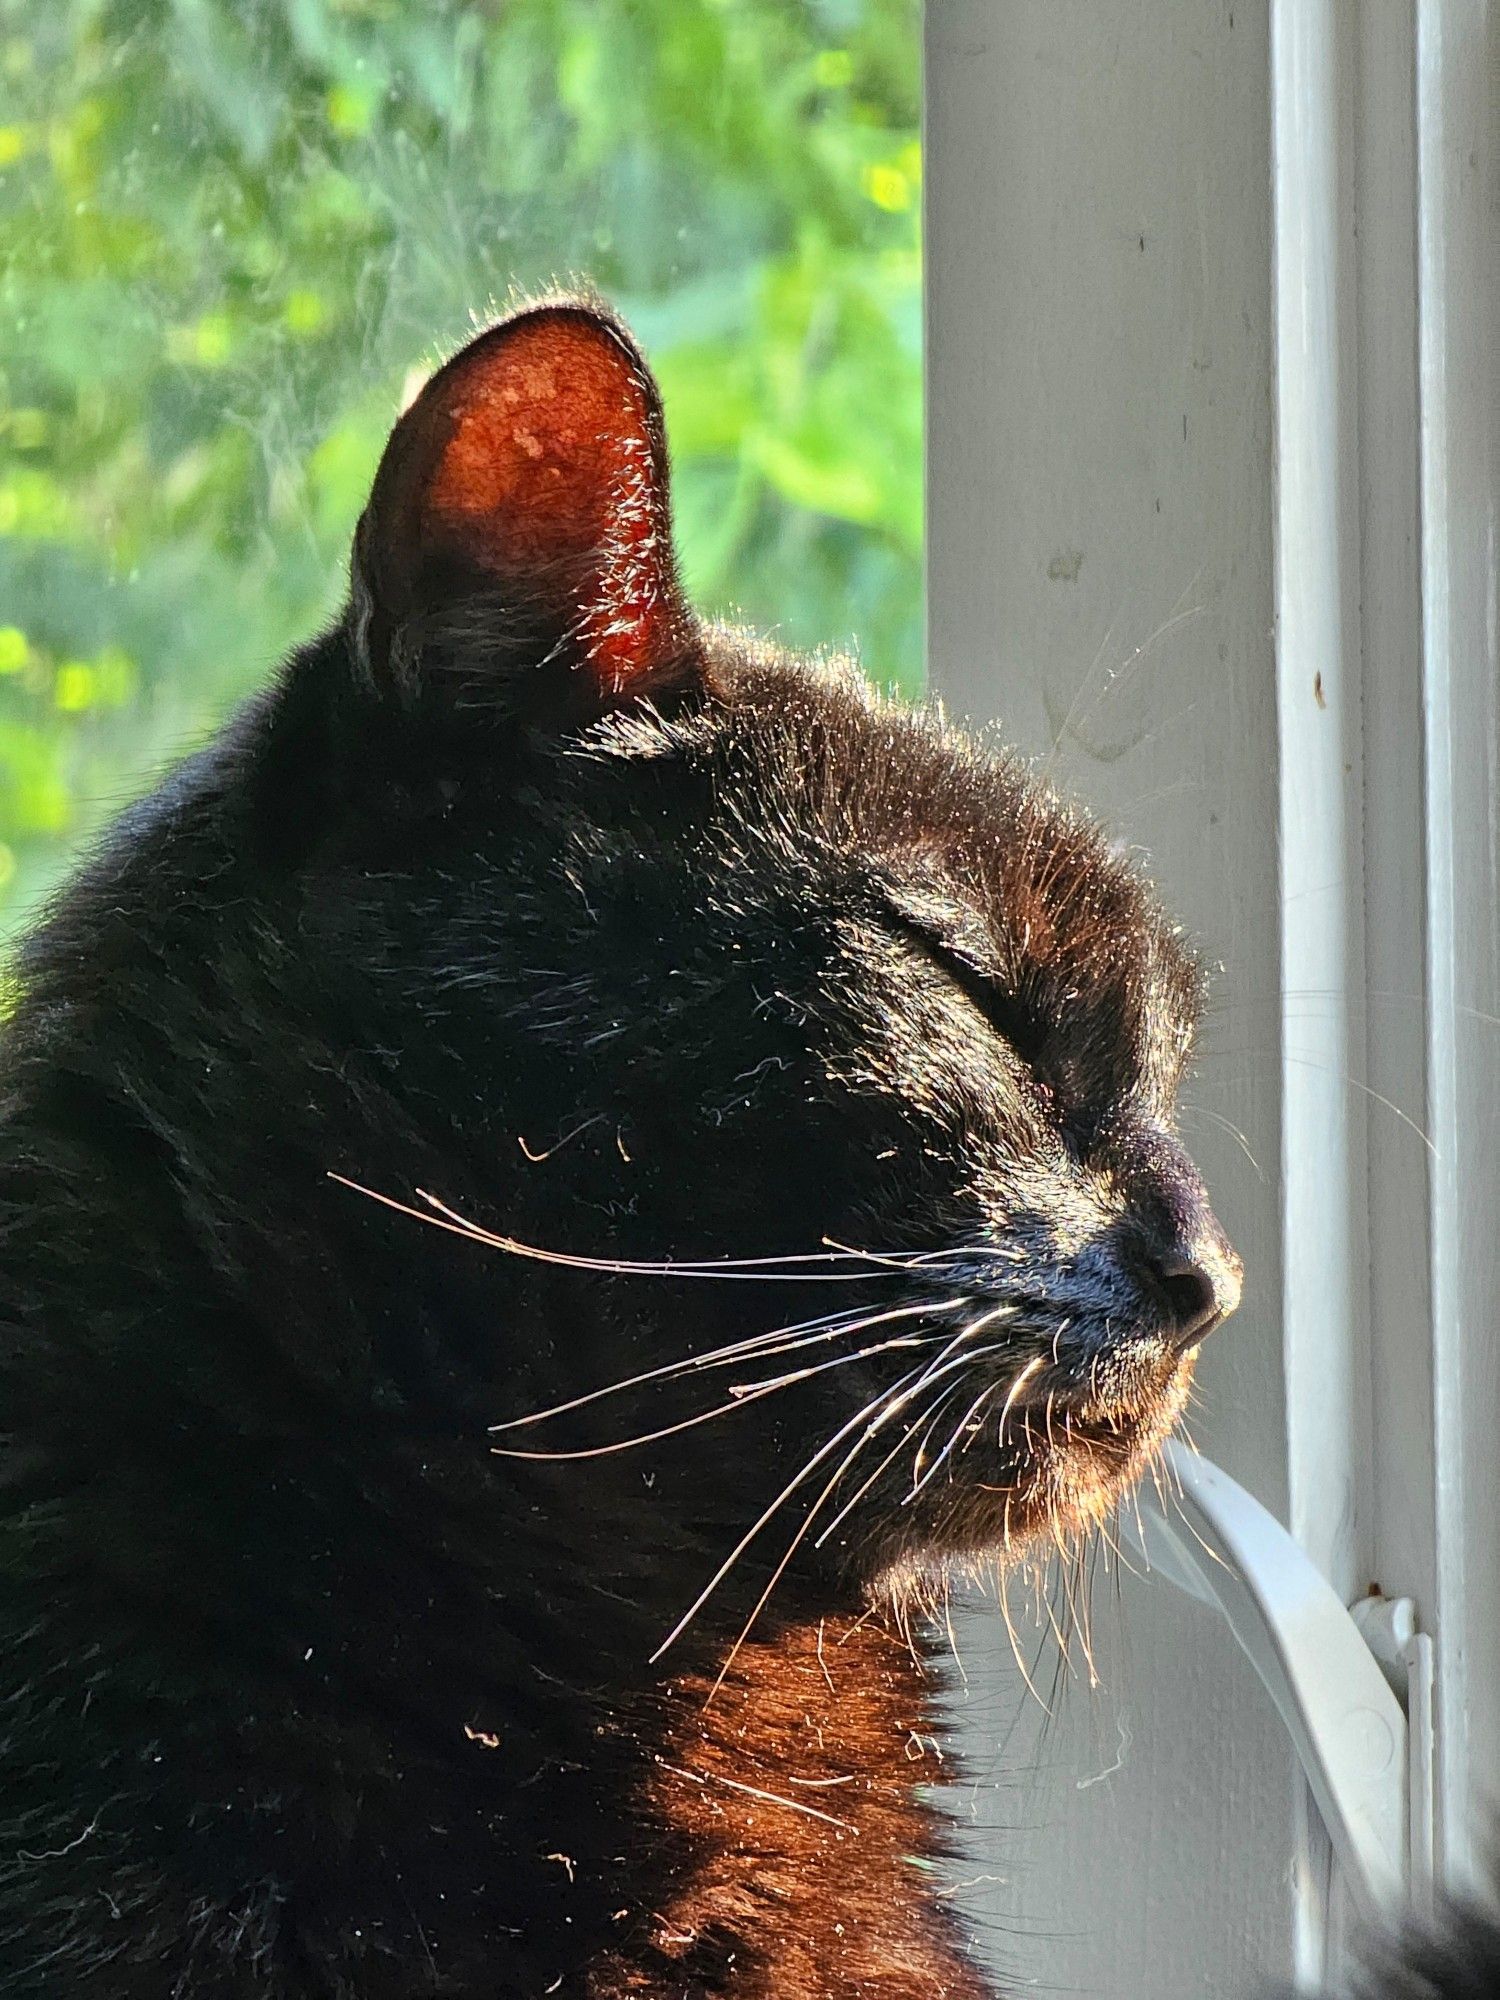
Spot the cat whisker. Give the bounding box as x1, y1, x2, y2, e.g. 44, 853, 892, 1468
490, 1297, 968, 1432
333, 1173, 944, 1280
812, 1419, 933, 1550
492, 1328, 946, 1462
897, 1302, 1018, 1496
909, 1369, 1013, 1499
1159, 1476, 1234, 1575
706, 1379, 948, 1702
1196, 1054, 1438, 1157
904, 1349, 1016, 1503
727, 1331, 942, 1399
812, 1336, 1032, 1568
652, 1362, 934, 1667
338, 1168, 988, 1296
1032, 1549, 1075, 1677
1173, 1413, 1204, 1458
657, 1322, 1013, 1667
942, 1576, 967, 1689
1176, 1102, 1266, 1181
995, 1355, 1045, 1440
960, 1382, 1006, 1455
821, 1236, 985, 1278
656, 1296, 1032, 1656
897, 1302, 1025, 1497
705, 1324, 1038, 1673
416, 1184, 941, 1278
1047, 1564, 1082, 1713
996, 1555, 1052, 1712
1041, 590, 1207, 779
904, 1382, 972, 1499
1096, 1504, 1147, 1583
1051, 1521, 1100, 1688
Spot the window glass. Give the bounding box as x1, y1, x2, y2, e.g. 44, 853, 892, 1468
0, 0, 921, 924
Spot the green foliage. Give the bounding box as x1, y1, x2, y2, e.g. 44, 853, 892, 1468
0, 0, 921, 926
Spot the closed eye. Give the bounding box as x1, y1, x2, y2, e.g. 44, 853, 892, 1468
882, 911, 1044, 1062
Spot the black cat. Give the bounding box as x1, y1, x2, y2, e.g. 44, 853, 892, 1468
0, 298, 1251, 1996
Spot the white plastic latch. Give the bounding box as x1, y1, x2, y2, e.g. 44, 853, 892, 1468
1124, 1443, 1435, 1920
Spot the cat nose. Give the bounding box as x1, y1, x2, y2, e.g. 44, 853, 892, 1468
1151, 1238, 1242, 1353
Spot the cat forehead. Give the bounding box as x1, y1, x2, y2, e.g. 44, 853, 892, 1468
689, 640, 1203, 1018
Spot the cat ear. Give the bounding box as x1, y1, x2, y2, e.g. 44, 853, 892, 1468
353, 299, 694, 709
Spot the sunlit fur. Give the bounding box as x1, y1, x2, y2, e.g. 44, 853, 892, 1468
1, 301, 1235, 1997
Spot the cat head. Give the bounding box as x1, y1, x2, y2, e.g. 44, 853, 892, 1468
323, 296, 1240, 1606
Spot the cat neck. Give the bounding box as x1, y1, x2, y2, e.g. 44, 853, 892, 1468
579, 1611, 991, 1997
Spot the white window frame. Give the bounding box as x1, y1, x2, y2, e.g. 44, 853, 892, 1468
1271, 0, 1499, 1941
925, 2, 1497, 1990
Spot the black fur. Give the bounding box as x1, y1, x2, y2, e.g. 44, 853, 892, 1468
1315, 1896, 1500, 2000
2, 299, 1244, 1996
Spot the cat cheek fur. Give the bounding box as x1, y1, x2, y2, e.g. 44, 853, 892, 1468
0, 295, 1240, 1998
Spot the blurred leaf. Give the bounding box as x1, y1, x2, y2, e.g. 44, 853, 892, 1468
0, 0, 922, 929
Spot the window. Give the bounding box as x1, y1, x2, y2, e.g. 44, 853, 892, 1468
928, 4, 1497, 1993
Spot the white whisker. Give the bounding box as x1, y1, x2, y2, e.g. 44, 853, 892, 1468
707, 1389, 924, 1701
649, 1361, 943, 1665
912, 1370, 1011, 1495
995, 1354, 1045, 1438
904, 1347, 1015, 1502
727, 1330, 945, 1399
812, 1416, 932, 1550
903, 1381, 970, 1499
490, 1297, 968, 1432
697, 1300, 1031, 1695
492, 1328, 943, 1462
333, 1176, 946, 1279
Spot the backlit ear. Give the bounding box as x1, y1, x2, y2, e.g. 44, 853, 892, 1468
354, 300, 693, 705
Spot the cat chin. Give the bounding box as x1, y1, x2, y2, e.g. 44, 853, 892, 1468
860, 1357, 1194, 1598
